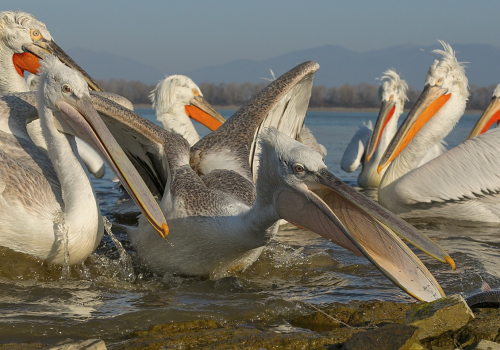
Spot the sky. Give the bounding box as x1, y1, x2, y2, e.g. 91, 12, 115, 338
11, 1, 500, 73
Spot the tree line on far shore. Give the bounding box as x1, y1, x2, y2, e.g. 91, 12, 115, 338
97, 79, 496, 110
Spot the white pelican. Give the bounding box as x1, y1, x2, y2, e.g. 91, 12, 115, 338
377, 42, 483, 221
0, 11, 107, 178
91, 61, 454, 301
0, 56, 167, 264
342, 69, 446, 188
467, 83, 500, 139
150, 75, 226, 146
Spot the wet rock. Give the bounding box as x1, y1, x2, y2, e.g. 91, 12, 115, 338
348, 301, 412, 327
341, 324, 421, 350
0, 344, 44, 350
119, 319, 361, 349
454, 308, 500, 347
290, 301, 412, 332
41, 339, 106, 350
465, 340, 500, 350
405, 294, 474, 341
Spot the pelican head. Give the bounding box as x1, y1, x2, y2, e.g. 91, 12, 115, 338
37, 55, 168, 238
378, 41, 469, 172
0, 11, 101, 93
258, 128, 452, 301
150, 75, 225, 143
365, 69, 408, 161
467, 83, 500, 139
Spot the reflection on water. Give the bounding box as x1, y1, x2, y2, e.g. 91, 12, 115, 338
0, 109, 498, 346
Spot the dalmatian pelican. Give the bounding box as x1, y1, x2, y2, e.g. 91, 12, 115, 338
90, 61, 454, 301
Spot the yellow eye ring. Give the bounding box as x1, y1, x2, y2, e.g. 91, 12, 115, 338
30, 29, 43, 41
192, 88, 199, 96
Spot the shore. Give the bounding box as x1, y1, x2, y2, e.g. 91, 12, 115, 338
4, 296, 498, 349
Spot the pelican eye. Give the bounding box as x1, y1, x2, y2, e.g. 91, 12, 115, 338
62, 84, 72, 94
436, 77, 444, 86
30, 29, 43, 41
192, 88, 199, 96
389, 95, 394, 101
294, 164, 305, 174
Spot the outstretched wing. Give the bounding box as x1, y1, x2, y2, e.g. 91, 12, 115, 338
191, 61, 319, 183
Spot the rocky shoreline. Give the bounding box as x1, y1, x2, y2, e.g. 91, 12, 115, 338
2, 294, 499, 350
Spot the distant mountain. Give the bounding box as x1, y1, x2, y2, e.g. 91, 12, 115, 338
67, 48, 165, 83
68, 44, 500, 87
184, 43, 500, 88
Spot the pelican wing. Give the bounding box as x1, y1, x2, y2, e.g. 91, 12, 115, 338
341, 121, 373, 172
191, 61, 319, 183
90, 93, 178, 197
393, 131, 500, 205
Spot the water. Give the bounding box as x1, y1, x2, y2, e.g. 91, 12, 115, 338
1, 109, 499, 346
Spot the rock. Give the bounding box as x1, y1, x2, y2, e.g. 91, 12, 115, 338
455, 308, 500, 347
42, 339, 106, 350
405, 294, 474, 341
342, 324, 421, 350
465, 340, 500, 350
290, 301, 412, 332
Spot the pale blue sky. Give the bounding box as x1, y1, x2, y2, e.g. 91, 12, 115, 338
12, 1, 500, 73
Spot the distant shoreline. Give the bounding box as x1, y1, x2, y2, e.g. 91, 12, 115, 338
133, 104, 483, 115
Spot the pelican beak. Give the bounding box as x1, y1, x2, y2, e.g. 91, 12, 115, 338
365, 100, 396, 162
378, 84, 450, 173
276, 168, 453, 301
185, 95, 226, 131
22, 39, 103, 91
467, 96, 500, 139
56, 95, 169, 239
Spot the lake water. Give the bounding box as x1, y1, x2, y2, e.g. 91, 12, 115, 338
0, 109, 498, 346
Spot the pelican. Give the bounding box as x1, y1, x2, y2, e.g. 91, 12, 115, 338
342, 69, 446, 188
90, 61, 454, 301
376, 42, 489, 221
0, 10, 107, 178
467, 83, 500, 139
0, 56, 167, 264
150, 75, 226, 146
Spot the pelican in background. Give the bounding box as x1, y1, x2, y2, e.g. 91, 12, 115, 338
342, 69, 446, 188
0, 10, 106, 178
375, 41, 497, 222
0, 56, 167, 264
150, 75, 226, 146
467, 83, 500, 139
91, 61, 454, 302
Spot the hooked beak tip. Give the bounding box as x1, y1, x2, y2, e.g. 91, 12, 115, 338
445, 256, 456, 270
377, 165, 383, 174
161, 222, 169, 238
366, 155, 371, 162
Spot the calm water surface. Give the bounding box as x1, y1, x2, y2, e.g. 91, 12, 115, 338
0, 109, 498, 346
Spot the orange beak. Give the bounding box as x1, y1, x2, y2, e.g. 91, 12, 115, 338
378, 84, 450, 173
467, 96, 500, 140
185, 96, 226, 131
366, 100, 396, 162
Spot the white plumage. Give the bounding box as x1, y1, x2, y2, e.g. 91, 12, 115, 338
377, 41, 486, 221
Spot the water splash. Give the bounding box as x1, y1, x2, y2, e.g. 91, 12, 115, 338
54, 210, 71, 279
102, 216, 136, 282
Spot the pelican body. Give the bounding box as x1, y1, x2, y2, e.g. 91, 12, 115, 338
0, 56, 167, 264
90, 61, 453, 301
377, 41, 485, 221
342, 69, 445, 188
0, 11, 107, 178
